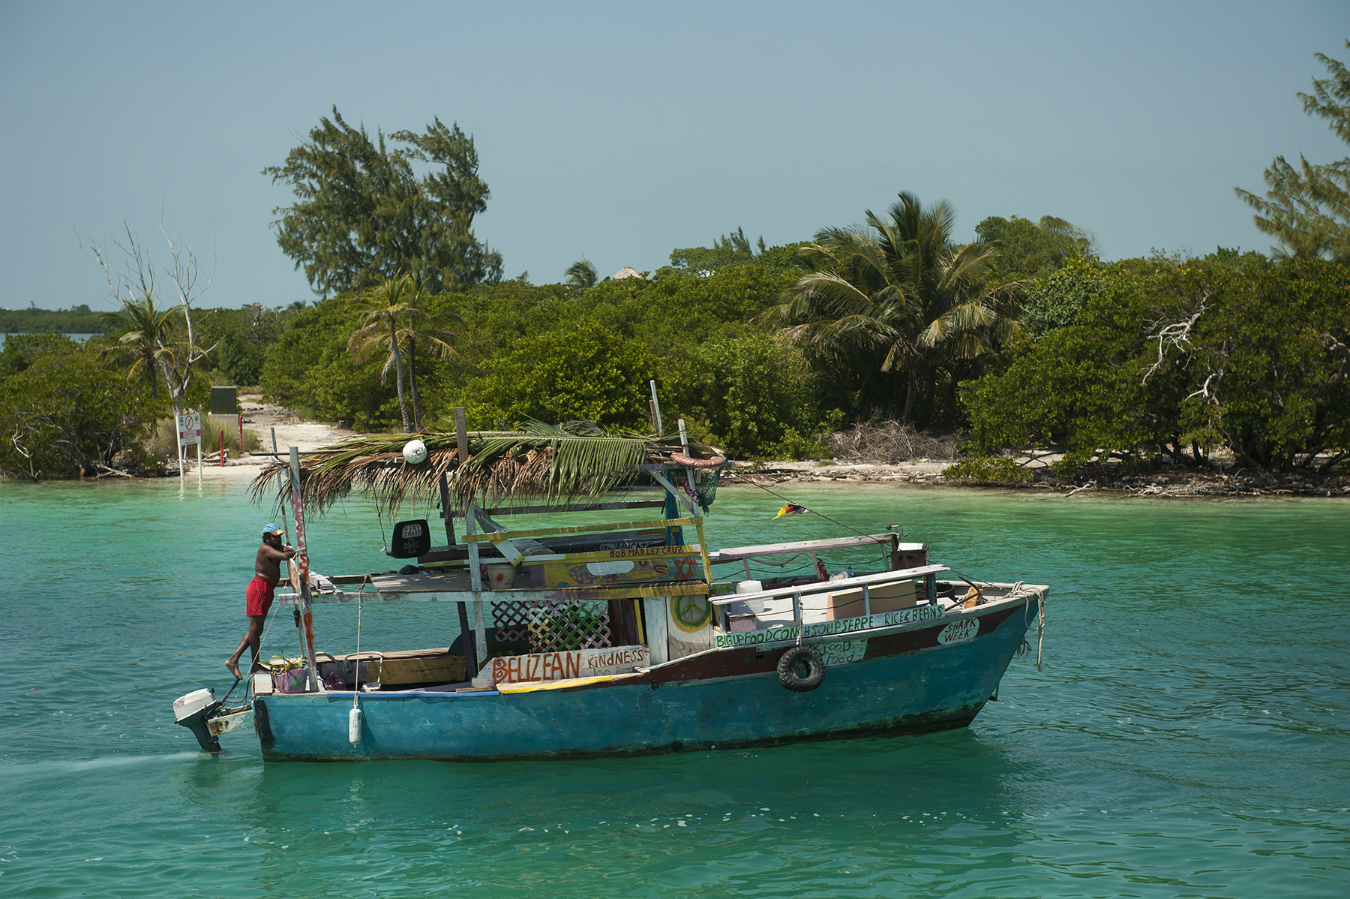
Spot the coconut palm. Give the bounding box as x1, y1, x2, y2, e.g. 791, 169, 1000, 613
564, 258, 597, 289
396, 292, 462, 430
98, 295, 180, 400
348, 274, 418, 432
760, 192, 1017, 423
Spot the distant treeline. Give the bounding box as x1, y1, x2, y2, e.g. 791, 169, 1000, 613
0, 305, 110, 334
3, 213, 1347, 481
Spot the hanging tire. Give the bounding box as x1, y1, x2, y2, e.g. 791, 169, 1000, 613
777, 646, 825, 692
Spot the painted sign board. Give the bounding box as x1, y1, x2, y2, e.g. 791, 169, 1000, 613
176, 412, 201, 447
485, 644, 650, 686
819, 638, 867, 667
536, 554, 701, 589
937, 617, 980, 645
713, 603, 943, 648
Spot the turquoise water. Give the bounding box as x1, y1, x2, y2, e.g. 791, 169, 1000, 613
1, 479, 1347, 897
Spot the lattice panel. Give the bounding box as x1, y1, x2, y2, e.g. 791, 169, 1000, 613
529, 601, 612, 653
492, 600, 613, 653
493, 601, 535, 644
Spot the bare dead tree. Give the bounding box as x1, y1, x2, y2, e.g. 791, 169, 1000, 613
1142, 293, 1208, 385
1317, 332, 1350, 397
87, 220, 218, 418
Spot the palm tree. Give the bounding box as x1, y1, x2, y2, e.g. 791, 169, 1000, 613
396, 291, 462, 430
564, 258, 597, 289
760, 192, 1016, 423
348, 274, 417, 432
98, 295, 180, 400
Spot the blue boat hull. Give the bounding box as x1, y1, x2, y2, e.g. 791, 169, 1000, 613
254, 598, 1036, 761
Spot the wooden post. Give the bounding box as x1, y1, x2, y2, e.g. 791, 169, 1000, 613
440, 470, 476, 679
693, 518, 713, 584
454, 406, 469, 464
289, 446, 320, 692
465, 501, 488, 665
438, 471, 457, 546
238, 413, 243, 458
453, 407, 485, 675
176, 416, 185, 491
219, 429, 225, 467
271, 428, 304, 661
649, 380, 663, 433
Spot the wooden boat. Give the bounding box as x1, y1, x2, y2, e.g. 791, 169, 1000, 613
174, 416, 1046, 760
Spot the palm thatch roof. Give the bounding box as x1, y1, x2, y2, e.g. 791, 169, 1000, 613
249, 419, 722, 518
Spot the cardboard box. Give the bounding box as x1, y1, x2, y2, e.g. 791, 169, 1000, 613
825, 580, 917, 621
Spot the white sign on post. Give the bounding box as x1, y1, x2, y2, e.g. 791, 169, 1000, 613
177, 413, 201, 447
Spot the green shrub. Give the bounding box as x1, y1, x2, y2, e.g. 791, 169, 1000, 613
942, 456, 1034, 485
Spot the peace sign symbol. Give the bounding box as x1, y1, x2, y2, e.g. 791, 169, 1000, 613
670, 594, 712, 632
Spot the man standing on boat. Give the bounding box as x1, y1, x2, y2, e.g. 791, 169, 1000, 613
226, 524, 296, 680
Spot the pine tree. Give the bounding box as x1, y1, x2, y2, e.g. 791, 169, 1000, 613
265, 108, 503, 297
1236, 43, 1350, 263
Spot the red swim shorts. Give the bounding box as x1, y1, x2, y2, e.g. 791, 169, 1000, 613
246, 576, 276, 618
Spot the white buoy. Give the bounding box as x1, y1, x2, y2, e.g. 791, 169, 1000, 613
402, 439, 428, 465
348, 706, 363, 743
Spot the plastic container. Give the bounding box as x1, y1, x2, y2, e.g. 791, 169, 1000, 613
483, 563, 518, 590
276, 668, 310, 693
736, 580, 766, 614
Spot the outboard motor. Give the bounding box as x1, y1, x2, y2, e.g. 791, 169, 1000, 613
173, 688, 223, 753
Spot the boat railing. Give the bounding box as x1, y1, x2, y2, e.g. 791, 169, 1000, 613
709, 564, 948, 632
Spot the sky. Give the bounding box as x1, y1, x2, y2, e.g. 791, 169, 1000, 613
2, 0, 1347, 312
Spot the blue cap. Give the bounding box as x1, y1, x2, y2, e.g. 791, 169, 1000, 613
263, 523, 283, 535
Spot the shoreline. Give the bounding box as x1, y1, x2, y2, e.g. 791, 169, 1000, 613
722, 460, 1350, 498
6, 404, 1346, 498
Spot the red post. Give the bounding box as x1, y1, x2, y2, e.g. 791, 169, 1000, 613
220, 429, 225, 467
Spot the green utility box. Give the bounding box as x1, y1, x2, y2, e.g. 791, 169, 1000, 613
210, 386, 238, 416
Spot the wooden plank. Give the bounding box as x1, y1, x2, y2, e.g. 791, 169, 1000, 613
445, 500, 666, 518
531, 555, 702, 589
648, 469, 701, 517
519, 544, 704, 565
462, 517, 700, 543
708, 533, 897, 562
287, 581, 711, 604
693, 518, 713, 583
379, 654, 466, 686
420, 528, 669, 563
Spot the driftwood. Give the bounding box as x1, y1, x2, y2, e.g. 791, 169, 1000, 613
829, 420, 961, 463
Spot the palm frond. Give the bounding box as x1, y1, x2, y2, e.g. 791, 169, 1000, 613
250, 420, 715, 518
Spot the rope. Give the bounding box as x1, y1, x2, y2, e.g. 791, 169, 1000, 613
748, 481, 889, 546
353, 577, 365, 709
232, 598, 282, 706
1012, 582, 1047, 672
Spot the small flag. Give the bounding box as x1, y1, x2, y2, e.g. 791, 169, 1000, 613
773, 502, 809, 520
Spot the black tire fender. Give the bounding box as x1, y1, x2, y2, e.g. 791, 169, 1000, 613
777, 645, 825, 692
